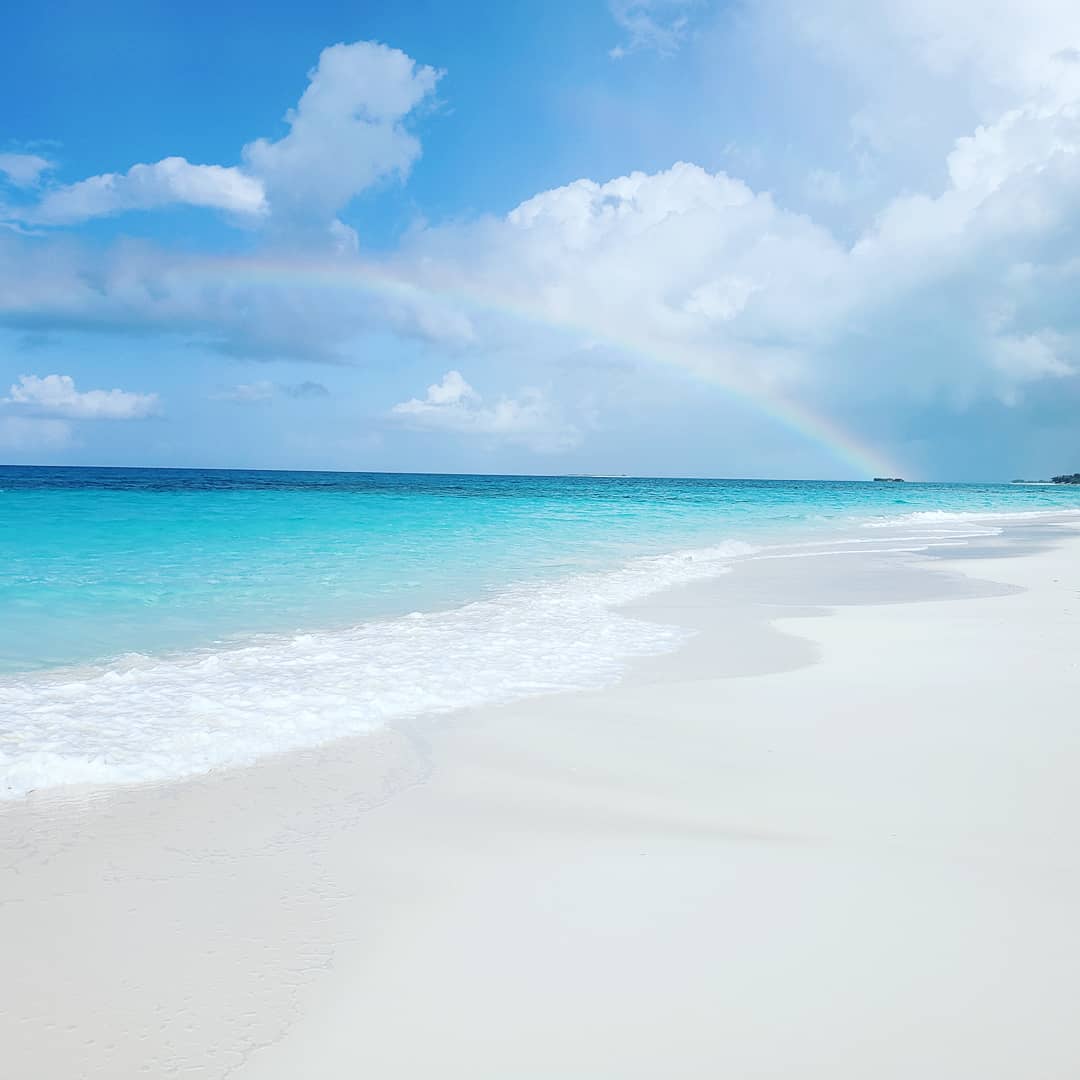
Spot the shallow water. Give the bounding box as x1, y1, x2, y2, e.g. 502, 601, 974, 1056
3, 466, 1079, 797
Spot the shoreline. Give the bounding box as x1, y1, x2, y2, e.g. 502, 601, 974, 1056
4, 518, 1080, 1077
7, 507, 1079, 802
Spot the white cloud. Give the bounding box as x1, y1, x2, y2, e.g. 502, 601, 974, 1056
991, 333, 1073, 382
391, 371, 580, 452
384, 57, 1080, 407
4, 8, 1080, 461
5, 116, 1079, 419
5, 374, 160, 419
242, 40, 441, 222
609, 1, 697, 58
399, 162, 848, 390
0, 416, 71, 450
415, 368, 476, 405
770, 0, 1080, 176
27, 158, 267, 225
7, 39, 437, 230
781, 0, 1080, 100
0, 228, 474, 366
0, 153, 54, 188
852, 91, 1080, 281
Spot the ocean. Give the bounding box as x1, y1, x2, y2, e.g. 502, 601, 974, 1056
3, 466, 1079, 798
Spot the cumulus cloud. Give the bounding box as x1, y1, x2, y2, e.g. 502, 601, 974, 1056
243, 40, 441, 223
608, 1, 697, 58
411, 369, 476, 406
398, 162, 849, 391
4, 374, 159, 419
0, 153, 54, 188
767, 0, 1080, 184
391, 371, 580, 452
26, 158, 267, 225
4, 125, 1078, 415
3, 8, 1080, 470
387, 70, 1080, 408
6, 39, 438, 230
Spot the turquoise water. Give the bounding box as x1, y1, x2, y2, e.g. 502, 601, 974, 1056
3, 466, 1080, 798
4, 466, 1080, 674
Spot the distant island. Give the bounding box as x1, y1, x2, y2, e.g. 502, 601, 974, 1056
1010, 474, 1080, 484
873, 477, 905, 482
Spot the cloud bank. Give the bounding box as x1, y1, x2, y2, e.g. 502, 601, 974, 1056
3, 10, 1080, 473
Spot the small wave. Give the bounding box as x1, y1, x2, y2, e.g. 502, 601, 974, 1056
859, 508, 1080, 529
0, 541, 755, 800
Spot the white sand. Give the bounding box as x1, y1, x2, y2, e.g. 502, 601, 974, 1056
3, 524, 1080, 1078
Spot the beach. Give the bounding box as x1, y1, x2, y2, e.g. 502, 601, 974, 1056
9, 2, 1080, 1072
3, 515, 1079, 1078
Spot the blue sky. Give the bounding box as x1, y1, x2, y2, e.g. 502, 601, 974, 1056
2, 0, 1080, 479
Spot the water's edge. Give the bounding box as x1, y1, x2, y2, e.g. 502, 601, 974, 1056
5, 504, 1078, 800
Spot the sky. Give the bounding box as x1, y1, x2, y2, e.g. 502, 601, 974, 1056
2, 0, 1080, 480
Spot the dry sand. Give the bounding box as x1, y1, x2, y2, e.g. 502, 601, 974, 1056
3, 522, 1079, 1078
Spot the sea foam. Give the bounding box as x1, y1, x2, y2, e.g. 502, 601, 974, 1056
0, 541, 754, 800
860, 508, 1080, 529
6, 499, 1079, 801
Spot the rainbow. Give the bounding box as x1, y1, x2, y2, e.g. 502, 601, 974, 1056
173, 253, 905, 480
